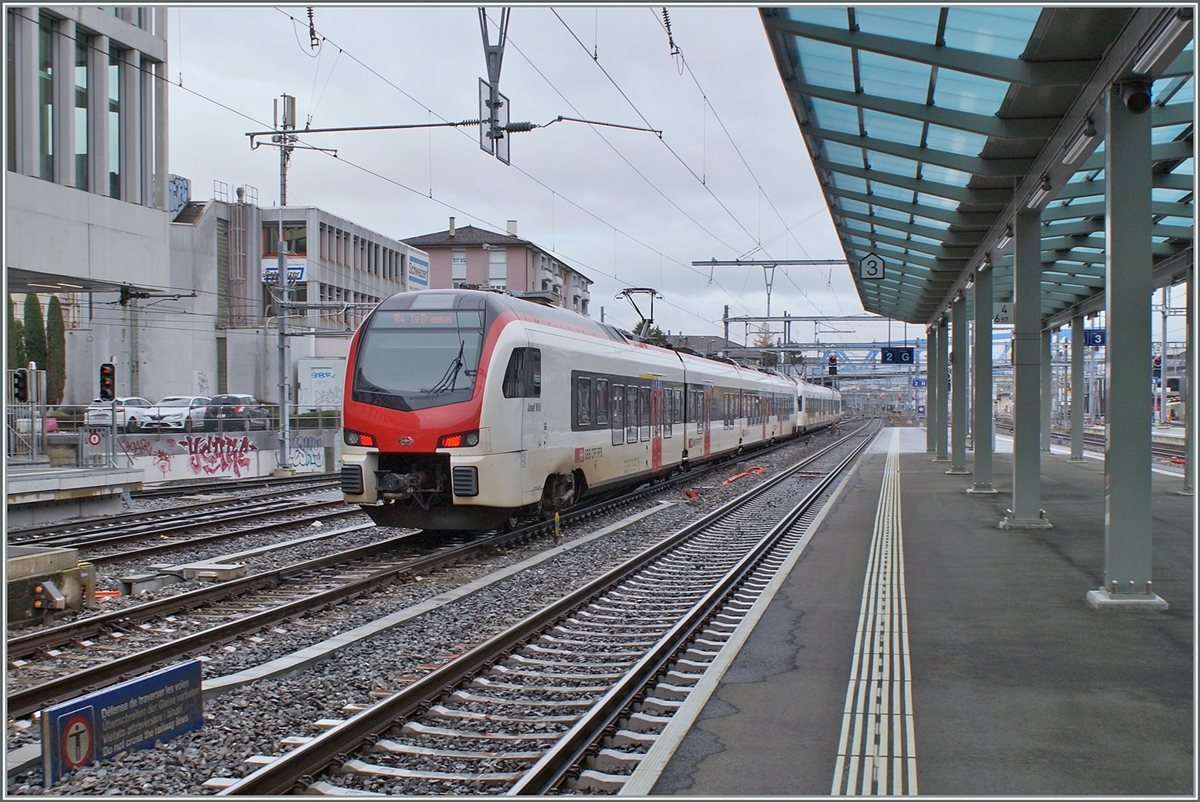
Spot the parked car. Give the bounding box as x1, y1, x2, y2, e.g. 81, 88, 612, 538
84, 397, 154, 432
144, 395, 211, 432
203, 394, 271, 431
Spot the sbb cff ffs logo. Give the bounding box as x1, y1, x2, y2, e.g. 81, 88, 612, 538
99, 363, 116, 401
828, 354, 838, 376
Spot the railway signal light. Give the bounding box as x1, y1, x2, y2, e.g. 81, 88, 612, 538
1153, 355, 1162, 379
828, 354, 838, 376
12, 369, 28, 403
99, 362, 116, 401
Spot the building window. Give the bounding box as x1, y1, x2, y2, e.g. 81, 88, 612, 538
452, 247, 467, 287
488, 248, 506, 289
74, 34, 88, 190
38, 13, 54, 181
263, 224, 307, 255
108, 47, 121, 198
7, 12, 16, 173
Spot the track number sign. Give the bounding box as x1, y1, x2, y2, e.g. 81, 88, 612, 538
993, 302, 1012, 325
880, 347, 914, 364
860, 253, 885, 280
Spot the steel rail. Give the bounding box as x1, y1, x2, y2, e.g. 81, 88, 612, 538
132, 474, 338, 499
10, 425, 849, 719
79, 503, 360, 567
8, 485, 338, 545
217, 423, 875, 796
510, 422, 878, 794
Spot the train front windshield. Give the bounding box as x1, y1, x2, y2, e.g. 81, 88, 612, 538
353, 308, 485, 411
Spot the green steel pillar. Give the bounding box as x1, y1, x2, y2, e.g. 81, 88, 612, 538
1000, 208, 1050, 529
970, 266, 997, 493
935, 315, 950, 462
1182, 261, 1194, 496
1041, 329, 1053, 452
926, 325, 937, 454
949, 294, 969, 474
1070, 315, 1086, 461
1086, 81, 1165, 610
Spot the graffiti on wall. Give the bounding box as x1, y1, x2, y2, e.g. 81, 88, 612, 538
277, 433, 325, 470
179, 434, 259, 477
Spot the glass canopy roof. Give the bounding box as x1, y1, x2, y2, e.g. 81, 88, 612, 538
762, 6, 1195, 327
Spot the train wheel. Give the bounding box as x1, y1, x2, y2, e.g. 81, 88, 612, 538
501, 513, 522, 532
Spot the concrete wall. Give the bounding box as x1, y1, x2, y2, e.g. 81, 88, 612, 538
7, 173, 170, 290
126, 429, 335, 482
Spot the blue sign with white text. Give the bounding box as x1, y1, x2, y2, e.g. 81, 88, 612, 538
408, 254, 430, 288
1083, 328, 1106, 346
41, 661, 202, 787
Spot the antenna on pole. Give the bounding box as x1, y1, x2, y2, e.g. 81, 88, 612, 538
274, 94, 297, 205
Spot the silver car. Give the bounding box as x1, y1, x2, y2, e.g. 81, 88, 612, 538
84, 397, 154, 432
145, 395, 211, 432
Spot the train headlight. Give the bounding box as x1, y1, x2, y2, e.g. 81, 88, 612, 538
344, 429, 377, 448
437, 430, 480, 448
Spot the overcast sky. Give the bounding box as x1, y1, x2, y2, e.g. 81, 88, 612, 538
166, 4, 920, 347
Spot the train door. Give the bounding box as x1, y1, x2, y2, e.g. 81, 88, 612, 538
703, 386, 712, 457
762, 395, 768, 442
651, 383, 663, 471
504, 347, 544, 499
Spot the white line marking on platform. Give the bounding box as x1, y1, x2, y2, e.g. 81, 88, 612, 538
832, 428, 917, 795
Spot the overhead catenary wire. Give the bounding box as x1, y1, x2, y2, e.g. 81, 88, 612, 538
24, 8, 795, 335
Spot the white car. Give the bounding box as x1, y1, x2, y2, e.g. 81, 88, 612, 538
144, 396, 211, 432
84, 397, 153, 432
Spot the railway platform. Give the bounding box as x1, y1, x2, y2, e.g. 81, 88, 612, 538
4, 466, 143, 527
631, 424, 1193, 796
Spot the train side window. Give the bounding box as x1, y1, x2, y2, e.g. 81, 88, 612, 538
673, 388, 683, 424
798, 394, 804, 413
611, 384, 625, 445
576, 377, 592, 427
626, 384, 638, 443
639, 386, 651, 442
663, 388, 673, 440
503, 347, 541, 398
595, 379, 609, 426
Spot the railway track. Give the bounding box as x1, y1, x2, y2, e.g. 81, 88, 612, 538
7, 479, 340, 546
8, 426, 845, 718
993, 422, 1187, 461
217, 421, 878, 795
130, 473, 340, 500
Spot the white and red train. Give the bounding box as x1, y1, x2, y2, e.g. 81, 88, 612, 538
340, 289, 842, 530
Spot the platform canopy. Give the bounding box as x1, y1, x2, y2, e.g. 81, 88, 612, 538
762, 6, 1194, 327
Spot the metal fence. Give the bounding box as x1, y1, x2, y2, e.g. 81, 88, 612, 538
6, 369, 48, 463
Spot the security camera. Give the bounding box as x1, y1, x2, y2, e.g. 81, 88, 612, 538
1122, 81, 1152, 114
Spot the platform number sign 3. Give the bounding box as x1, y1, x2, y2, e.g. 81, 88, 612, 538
860, 253, 885, 280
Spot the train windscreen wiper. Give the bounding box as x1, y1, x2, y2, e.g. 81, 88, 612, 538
427, 341, 466, 394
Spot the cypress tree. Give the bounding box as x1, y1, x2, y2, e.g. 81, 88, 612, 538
8, 294, 25, 370
46, 296, 66, 405
22, 294, 46, 373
